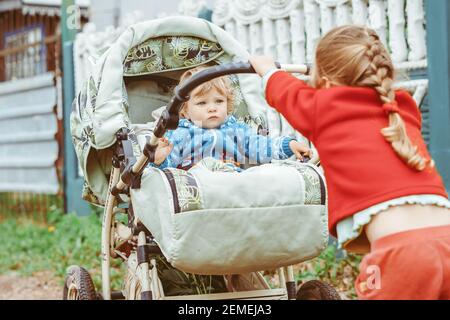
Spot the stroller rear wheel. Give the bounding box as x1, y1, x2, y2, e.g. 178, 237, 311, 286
63, 266, 97, 300
296, 280, 341, 300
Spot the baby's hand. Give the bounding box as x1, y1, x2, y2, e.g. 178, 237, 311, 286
249, 55, 278, 77
289, 140, 312, 161
154, 137, 173, 165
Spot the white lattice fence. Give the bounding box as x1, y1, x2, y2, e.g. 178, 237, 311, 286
212, 0, 427, 67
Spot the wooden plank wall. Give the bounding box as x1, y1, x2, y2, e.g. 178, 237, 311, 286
0, 8, 60, 82
0, 9, 62, 222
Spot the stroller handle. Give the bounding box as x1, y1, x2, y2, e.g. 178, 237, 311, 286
152, 61, 311, 139
176, 61, 310, 100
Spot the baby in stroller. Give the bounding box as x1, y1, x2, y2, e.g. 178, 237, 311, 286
152, 66, 312, 171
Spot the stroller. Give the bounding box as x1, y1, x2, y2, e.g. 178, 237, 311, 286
67, 16, 340, 300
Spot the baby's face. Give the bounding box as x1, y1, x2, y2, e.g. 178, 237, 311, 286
184, 88, 228, 129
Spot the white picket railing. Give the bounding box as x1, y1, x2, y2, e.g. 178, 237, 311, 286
212, 0, 428, 105
212, 0, 427, 68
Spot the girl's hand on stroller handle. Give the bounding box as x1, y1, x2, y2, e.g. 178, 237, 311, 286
249, 55, 277, 76
249, 55, 310, 77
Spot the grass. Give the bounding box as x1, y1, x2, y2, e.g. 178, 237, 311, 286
0, 206, 124, 291
0, 208, 362, 299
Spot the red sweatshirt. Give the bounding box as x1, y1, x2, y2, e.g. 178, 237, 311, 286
265, 71, 448, 236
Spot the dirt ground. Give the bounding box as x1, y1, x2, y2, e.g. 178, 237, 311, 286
0, 271, 61, 300
0, 270, 351, 300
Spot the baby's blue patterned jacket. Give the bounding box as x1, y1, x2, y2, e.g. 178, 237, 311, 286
153, 115, 295, 170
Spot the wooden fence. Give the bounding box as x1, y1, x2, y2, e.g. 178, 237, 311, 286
0, 193, 63, 223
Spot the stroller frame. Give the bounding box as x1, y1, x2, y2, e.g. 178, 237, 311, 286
100, 62, 308, 300
66, 62, 340, 300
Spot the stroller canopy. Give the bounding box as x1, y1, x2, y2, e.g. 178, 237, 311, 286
71, 17, 272, 205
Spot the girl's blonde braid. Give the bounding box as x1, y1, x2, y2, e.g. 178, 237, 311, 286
358, 29, 432, 171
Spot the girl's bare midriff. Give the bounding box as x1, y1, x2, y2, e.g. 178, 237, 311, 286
365, 204, 450, 244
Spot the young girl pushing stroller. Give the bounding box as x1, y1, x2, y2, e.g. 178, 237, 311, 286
250, 25, 450, 300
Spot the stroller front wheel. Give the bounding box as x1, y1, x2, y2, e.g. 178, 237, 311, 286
63, 266, 97, 300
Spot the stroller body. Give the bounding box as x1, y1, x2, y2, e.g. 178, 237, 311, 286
67, 16, 337, 300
